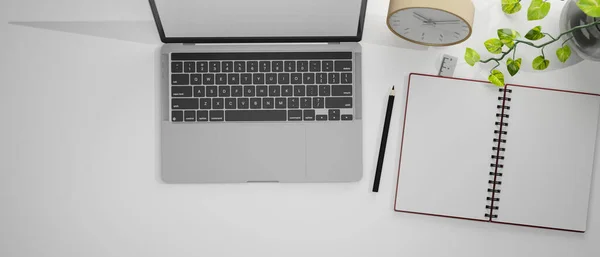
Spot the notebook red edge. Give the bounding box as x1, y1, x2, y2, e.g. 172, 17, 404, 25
393, 73, 598, 233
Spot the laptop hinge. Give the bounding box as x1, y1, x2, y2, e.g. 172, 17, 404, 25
328, 42, 341, 45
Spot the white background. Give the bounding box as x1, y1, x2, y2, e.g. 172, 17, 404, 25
2, 0, 600, 256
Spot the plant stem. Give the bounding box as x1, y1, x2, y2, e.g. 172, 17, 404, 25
563, 36, 574, 46
513, 45, 517, 60
491, 60, 501, 72
543, 33, 556, 40
479, 20, 600, 64
541, 46, 546, 58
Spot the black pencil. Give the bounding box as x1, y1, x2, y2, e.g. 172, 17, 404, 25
372, 86, 395, 192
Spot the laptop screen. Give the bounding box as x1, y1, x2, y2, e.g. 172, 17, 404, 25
151, 0, 366, 42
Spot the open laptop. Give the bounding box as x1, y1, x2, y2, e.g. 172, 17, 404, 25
150, 0, 367, 183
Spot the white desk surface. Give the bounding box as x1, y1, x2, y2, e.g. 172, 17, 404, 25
2, 0, 600, 256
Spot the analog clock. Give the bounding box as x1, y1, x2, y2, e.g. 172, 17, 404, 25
387, 0, 475, 46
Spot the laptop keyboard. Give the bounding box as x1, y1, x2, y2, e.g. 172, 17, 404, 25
169, 52, 355, 122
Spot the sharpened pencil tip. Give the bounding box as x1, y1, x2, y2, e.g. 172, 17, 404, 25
392, 86, 395, 90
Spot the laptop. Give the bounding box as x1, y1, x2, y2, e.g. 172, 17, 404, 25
149, 0, 367, 183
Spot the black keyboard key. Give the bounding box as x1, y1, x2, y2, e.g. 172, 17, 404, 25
328, 73, 340, 84
250, 98, 262, 109
172, 98, 198, 109
241, 74, 252, 84
256, 86, 268, 96
200, 98, 211, 109
341, 115, 353, 121
247, 61, 258, 72
316, 73, 327, 84
210, 110, 224, 121
288, 98, 299, 108
341, 73, 352, 83
203, 74, 215, 85
172, 86, 192, 97
213, 98, 224, 109
294, 85, 306, 96
310, 61, 321, 72
297, 61, 308, 72
197, 111, 209, 121
323, 61, 333, 71
216, 74, 227, 85
209, 62, 220, 72
319, 85, 331, 96
238, 98, 249, 109
219, 86, 230, 97
259, 61, 271, 72
285, 61, 296, 72
335, 61, 353, 71
326, 97, 352, 108
303, 73, 315, 84
263, 98, 274, 109
244, 86, 255, 97
234, 61, 245, 72
332, 85, 353, 96
197, 62, 208, 72
313, 97, 325, 108
184, 110, 196, 121
226, 110, 286, 121
278, 73, 290, 84
171, 62, 183, 73
288, 110, 302, 121
228, 74, 240, 84
291, 73, 302, 84
275, 98, 287, 108
172, 111, 183, 122
316, 115, 327, 121
231, 86, 243, 97
222, 61, 233, 72
191, 74, 202, 85
194, 86, 205, 97
225, 98, 237, 109
307, 85, 318, 96
303, 110, 315, 121
206, 86, 218, 97
329, 109, 340, 120
266, 73, 277, 84
269, 85, 281, 96
273, 61, 283, 72
301, 97, 311, 108
281, 86, 293, 96
172, 74, 189, 85
184, 62, 195, 73
253, 73, 265, 84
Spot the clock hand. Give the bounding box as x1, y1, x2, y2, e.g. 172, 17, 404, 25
413, 12, 430, 22
432, 20, 461, 25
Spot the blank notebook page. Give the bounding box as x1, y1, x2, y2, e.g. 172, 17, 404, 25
395, 75, 499, 220
496, 86, 600, 231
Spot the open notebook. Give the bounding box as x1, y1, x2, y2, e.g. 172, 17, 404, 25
395, 73, 600, 232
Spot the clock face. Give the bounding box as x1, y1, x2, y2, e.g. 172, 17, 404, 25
388, 7, 471, 46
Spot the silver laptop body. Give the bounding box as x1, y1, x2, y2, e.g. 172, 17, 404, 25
150, 0, 367, 183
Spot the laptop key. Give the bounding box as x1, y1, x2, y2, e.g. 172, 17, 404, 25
297, 61, 308, 72
294, 85, 306, 96
326, 97, 352, 108
247, 61, 258, 72
307, 85, 318, 96
288, 110, 302, 121
269, 85, 281, 96
203, 74, 215, 85
285, 61, 296, 72
219, 86, 230, 97
291, 73, 302, 84
288, 98, 299, 108
216, 74, 227, 84
191, 74, 202, 85
316, 115, 328, 121
197, 62, 208, 72
172, 111, 183, 122
259, 61, 271, 72
332, 85, 352, 96
197, 111, 209, 121
341, 115, 353, 121
316, 73, 327, 84
225, 98, 237, 109
281, 86, 293, 96
238, 98, 249, 109
341, 73, 352, 83
275, 98, 287, 108
328, 73, 340, 84
244, 86, 255, 97
250, 98, 262, 109
172, 98, 198, 109
313, 97, 325, 108
228, 74, 240, 84
206, 86, 218, 97
172, 86, 192, 97
184, 111, 196, 121
209, 62, 220, 72
234, 61, 245, 72
222, 61, 233, 72
322, 61, 333, 71
184, 62, 195, 73
300, 97, 311, 108
266, 73, 277, 84
241, 74, 252, 84
263, 98, 274, 109
310, 61, 321, 72
328, 109, 341, 120
172, 74, 189, 85
210, 111, 224, 121
272, 61, 283, 72
171, 62, 183, 73
303, 73, 315, 84
278, 73, 290, 84
231, 86, 243, 97
319, 85, 331, 96
303, 110, 315, 121
213, 98, 224, 109
193, 86, 205, 97
335, 61, 353, 71
253, 73, 265, 84
225, 110, 286, 121
200, 98, 211, 109
256, 86, 268, 96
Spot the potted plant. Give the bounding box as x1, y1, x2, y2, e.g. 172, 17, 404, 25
464, 0, 600, 86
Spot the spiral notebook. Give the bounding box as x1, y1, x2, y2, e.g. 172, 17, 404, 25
394, 73, 600, 232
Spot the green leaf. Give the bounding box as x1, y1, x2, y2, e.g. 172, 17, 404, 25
488, 70, 505, 87
556, 45, 572, 63
577, 0, 600, 17
524, 26, 545, 41
464, 48, 481, 66
507, 58, 522, 76
502, 0, 523, 14
498, 29, 520, 48
484, 39, 504, 54
532, 56, 550, 70
528, 0, 551, 20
